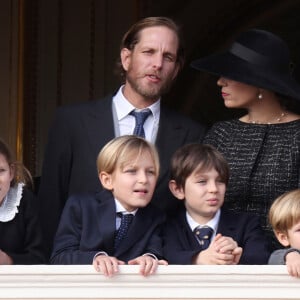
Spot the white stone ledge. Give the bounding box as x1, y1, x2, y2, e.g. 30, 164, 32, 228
0, 265, 299, 299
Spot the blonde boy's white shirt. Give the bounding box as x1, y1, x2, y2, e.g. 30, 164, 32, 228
112, 85, 160, 143
114, 198, 137, 229
186, 209, 221, 241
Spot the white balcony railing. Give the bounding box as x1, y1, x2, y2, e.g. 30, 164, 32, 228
0, 265, 299, 299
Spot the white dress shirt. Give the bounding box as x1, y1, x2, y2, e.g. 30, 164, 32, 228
112, 86, 160, 143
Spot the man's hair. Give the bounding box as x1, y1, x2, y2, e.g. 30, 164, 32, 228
170, 143, 229, 188
115, 16, 185, 81
96, 135, 160, 177
269, 189, 300, 233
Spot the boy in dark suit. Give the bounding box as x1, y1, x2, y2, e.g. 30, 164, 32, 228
50, 136, 167, 276
163, 144, 270, 264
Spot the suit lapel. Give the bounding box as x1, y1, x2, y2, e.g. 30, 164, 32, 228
177, 208, 200, 249
156, 107, 187, 184
114, 207, 154, 256
95, 191, 117, 252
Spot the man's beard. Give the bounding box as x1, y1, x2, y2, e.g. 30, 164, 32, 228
126, 71, 174, 101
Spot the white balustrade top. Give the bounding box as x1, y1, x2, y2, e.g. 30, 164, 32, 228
0, 265, 299, 299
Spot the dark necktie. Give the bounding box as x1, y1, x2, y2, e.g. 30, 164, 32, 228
130, 109, 151, 138
193, 225, 213, 250
114, 213, 134, 250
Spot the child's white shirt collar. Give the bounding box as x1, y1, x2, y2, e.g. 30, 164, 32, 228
0, 183, 24, 222
186, 209, 220, 235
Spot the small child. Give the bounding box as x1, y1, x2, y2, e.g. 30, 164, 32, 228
0, 139, 45, 264
268, 189, 300, 277
50, 135, 167, 276
163, 143, 270, 264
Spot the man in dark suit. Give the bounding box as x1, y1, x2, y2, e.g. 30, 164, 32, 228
38, 16, 206, 258
163, 144, 271, 264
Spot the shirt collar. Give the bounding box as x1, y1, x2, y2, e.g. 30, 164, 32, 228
0, 183, 24, 222
113, 85, 160, 121
186, 209, 221, 234
114, 197, 138, 215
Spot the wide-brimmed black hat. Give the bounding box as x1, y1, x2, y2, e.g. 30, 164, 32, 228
191, 29, 300, 100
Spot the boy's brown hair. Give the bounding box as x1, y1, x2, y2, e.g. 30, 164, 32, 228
170, 143, 229, 188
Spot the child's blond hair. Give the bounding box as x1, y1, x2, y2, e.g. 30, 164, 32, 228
96, 135, 159, 176
269, 189, 300, 234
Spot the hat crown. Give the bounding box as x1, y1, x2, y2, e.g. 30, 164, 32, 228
234, 29, 291, 71
190, 28, 300, 101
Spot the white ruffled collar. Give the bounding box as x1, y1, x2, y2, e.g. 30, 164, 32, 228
0, 183, 24, 222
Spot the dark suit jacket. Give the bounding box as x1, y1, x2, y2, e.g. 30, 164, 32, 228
163, 207, 271, 264
50, 190, 166, 264
38, 94, 206, 257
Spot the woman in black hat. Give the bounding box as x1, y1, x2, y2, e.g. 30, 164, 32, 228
191, 29, 300, 251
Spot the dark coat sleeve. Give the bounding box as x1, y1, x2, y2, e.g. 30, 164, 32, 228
163, 225, 200, 264
162, 210, 201, 264
50, 194, 101, 265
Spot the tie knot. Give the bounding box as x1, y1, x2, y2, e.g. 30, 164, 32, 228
130, 109, 151, 125
130, 109, 152, 138
118, 213, 134, 224
193, 225, 213, 240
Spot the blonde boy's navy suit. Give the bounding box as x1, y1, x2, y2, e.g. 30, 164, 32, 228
50, 190, 165, 264
163, 207, 271, 264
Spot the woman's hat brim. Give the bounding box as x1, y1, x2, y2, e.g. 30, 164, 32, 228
191, 51, 300, 101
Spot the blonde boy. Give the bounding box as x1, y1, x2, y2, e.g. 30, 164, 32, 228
51, 136, 167, 276
268, 189, 300, 277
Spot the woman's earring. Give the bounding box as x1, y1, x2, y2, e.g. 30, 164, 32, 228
258, 93, 263, 100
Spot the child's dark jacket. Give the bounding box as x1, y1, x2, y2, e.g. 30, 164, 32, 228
51, 190, 165, 264
163, 207, 270, 264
